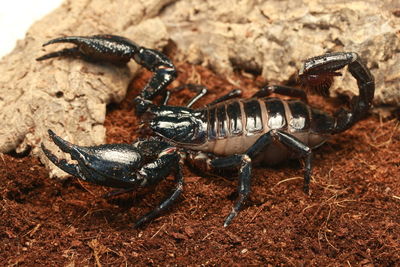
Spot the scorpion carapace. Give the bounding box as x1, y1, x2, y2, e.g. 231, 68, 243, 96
38, 35, 375, 227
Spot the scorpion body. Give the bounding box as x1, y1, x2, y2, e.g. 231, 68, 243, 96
153, 97, 329, 161
38, 35, 374, 227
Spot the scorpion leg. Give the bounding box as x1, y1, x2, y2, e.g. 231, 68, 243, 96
135, 166, 183, 227
162, 84, 208, 107
185, 85, 208, 108
166, 85, 242, 108
211, 154, 252, 227
245, 130, 312, 193
208, 89, 242, 106
211, 129, 312, 226
252, 85, 308, 103
102, 188, 136, 198
37, 35, 177, 113
113, 140, 183, 227
269, 131, 312, 193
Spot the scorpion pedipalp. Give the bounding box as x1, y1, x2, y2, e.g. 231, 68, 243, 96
37, 34, 177, 114
42, 130, 184, 227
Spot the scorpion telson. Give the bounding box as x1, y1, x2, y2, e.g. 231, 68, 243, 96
38, 35, 375, 227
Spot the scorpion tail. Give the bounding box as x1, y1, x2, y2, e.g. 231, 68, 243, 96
298, 52, 354, 96
299, 52, 375, 133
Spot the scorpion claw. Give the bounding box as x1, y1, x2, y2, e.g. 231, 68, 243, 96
47, 129, 77, 154
40, 36, 105, 47
42, 129, 146, 188
42, 129, 183, 226
41, 142, 80, 177
36, 47, 81, 61
41, 36, 81, 47
38, 34, 177, 113
37, 35, 141, 64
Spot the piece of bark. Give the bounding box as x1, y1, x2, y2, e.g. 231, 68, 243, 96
161, 0, 400, 106
0, 0, 172, 177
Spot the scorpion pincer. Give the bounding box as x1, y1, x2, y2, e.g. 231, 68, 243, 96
38, 35, 375, 227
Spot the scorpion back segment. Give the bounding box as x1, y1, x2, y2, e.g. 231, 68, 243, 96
38, 35, 375, 227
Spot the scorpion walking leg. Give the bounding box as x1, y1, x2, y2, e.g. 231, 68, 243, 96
211, 130, 312, 226
135, 166, 184, 227
208, 89, 243, 106
133, 146, 184, 227
163, 84, 241, 108
211, 154, 252, 227
271, 132, 312, 193
252, 85, 308, 103
37, 35, 177, 113
245, 130, 312, 193
162, 84, 208, 107
102, 188, 136, 198
185, 85, 208, 108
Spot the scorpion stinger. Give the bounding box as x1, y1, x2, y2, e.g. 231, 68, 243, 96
37, 34, 177, 114
299, 52, 375, 133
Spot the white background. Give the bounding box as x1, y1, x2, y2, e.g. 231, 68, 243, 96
0, 0, 63, 58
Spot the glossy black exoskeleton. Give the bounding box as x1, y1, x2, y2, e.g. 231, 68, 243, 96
38, 35, 375, 227
41, 129, 182, 227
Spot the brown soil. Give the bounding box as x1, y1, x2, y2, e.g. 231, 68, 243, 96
1, 63, 400, 266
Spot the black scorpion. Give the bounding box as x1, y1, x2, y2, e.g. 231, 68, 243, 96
38, 35, 375, 227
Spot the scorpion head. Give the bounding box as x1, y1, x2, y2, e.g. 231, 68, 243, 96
143, 105, 207, 145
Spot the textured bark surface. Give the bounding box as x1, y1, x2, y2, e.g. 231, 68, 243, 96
161, 0, 400, 106
0, 0, 399, 177
0, 0, 172, 176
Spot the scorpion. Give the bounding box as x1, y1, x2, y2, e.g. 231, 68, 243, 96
38, 35, 375, 227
